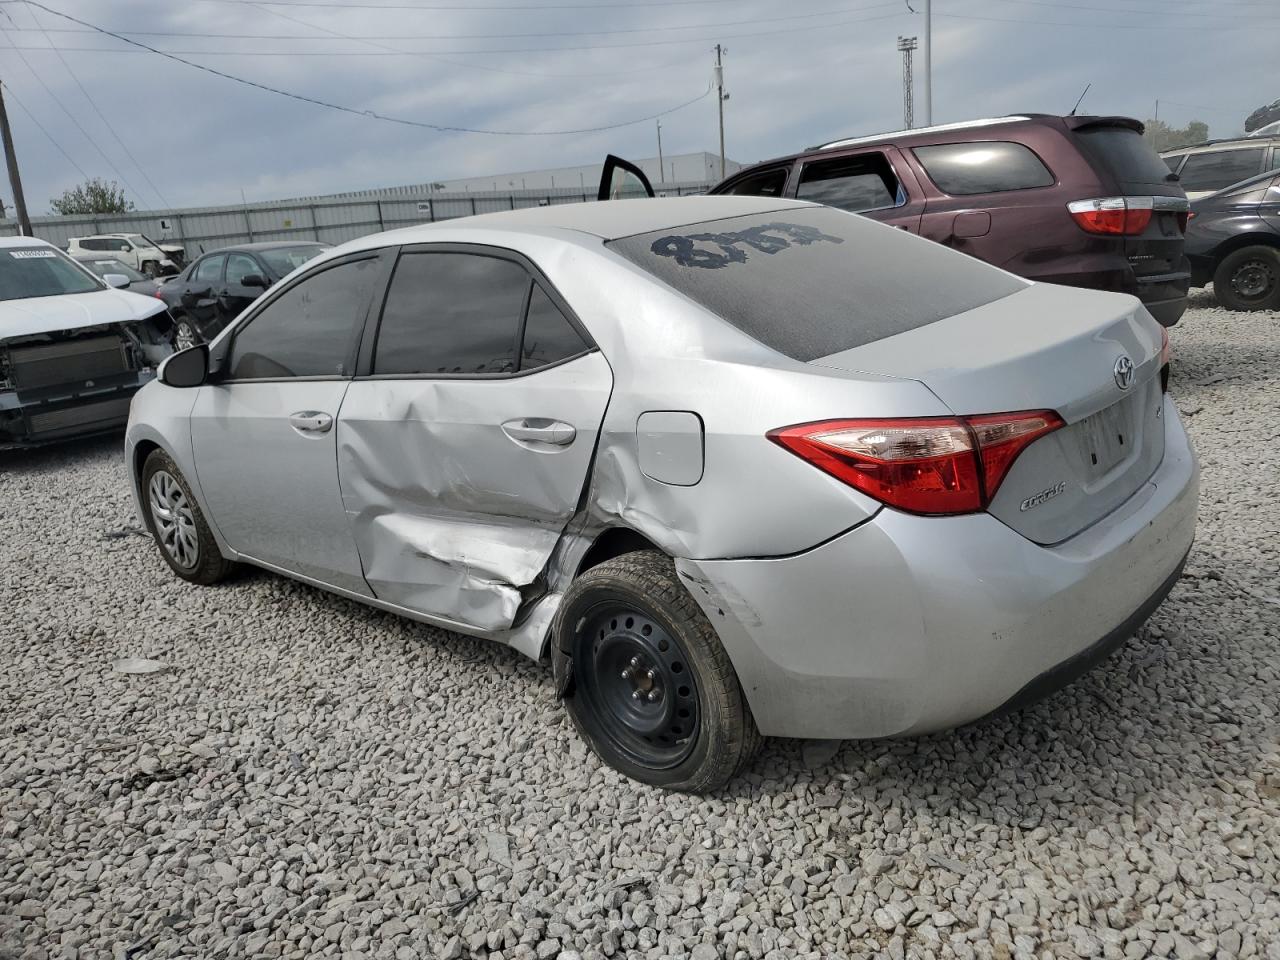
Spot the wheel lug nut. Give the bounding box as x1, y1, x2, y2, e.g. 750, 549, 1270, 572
629, 656, 640, 668
620, 668, 633, 680
646, 690, 661, 703
646, 668, 657, 680
631, 690, 642, 700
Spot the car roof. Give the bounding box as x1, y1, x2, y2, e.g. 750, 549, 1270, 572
366, 196, 808, 245
198, 241, 328, 255
0, 236, 57, 249
812, 115, 1035, 151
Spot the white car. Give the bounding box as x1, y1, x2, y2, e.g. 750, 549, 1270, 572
1, 237, 175, 446
66, 233, 184, 278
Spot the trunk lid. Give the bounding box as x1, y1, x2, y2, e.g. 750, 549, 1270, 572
811, 283, 1166, 544
1068, 118, 1189, 283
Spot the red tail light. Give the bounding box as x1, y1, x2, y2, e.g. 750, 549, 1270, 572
1068, 197, 1152, 236
768, 411, 1064, 516
1177, 211, 1190, 232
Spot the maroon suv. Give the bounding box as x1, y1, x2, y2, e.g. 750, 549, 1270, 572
709, 115, 1191, 325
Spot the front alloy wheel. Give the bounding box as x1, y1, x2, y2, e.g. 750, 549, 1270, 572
148, 469, 199, 570
174, 319, 198, 351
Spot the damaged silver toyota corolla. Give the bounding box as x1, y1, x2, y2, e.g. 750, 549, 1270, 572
125, 196, 1198, 791
2, 237, 174, 446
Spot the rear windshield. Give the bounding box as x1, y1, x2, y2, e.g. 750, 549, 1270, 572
0, 247, 101, 301
1074, 126, 1172, 185
607, 207, 1026, 362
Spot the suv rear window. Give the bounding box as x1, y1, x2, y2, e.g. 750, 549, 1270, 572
913, 141, 1054, 195
607, 208, 1025, 362
1073, 126, 1172, 185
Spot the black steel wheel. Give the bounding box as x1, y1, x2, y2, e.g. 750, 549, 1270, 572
574, 603, 701, 769
1214, 245, 1280, 311
555, 550, 761, 792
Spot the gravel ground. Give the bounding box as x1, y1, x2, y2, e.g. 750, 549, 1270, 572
1, 293, 1277, 960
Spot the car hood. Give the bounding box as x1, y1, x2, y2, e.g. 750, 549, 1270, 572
0, 289, 168, 339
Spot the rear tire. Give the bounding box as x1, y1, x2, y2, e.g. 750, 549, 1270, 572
1213, 245, 1280, 311
173, 316, 199, 350
141, 449, 233, 585
555, 550, 761, 792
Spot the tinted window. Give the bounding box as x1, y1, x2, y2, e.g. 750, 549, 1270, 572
608, 208, 1025, 362
1163, 153, 1185, 173
228, 257, 378, 379
914, 141, 1054, 195
521, 285, 589, 369
723, 167, 789, 198
1178, 149, 1265, 192
1074, 126, 1179, 184
108, 238, 131, 252
796, 154, 900, 212
0, 247, 100, 300
258, 244, 328, 277
374, 253, 528, 375
194, 255, 223, 284
225, 253, 260, 285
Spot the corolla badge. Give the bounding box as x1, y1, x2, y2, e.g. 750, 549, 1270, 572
1020, 481, 1067, 512
1113, 355, 1136, 390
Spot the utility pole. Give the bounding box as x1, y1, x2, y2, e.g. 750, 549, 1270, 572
656, 119, 665, 184
922, 0, 932, 126
897, 36, 917, 129
0, 80, 33, 236
714, 44, 728, 179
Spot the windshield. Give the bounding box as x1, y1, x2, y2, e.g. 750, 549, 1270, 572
257, 244, 330, 277
608, 207, 1025, 361
78, 258, 146, 282
1, 247, 102, 301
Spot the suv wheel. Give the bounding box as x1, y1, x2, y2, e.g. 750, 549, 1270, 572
555, 550, 761, 792
1213, 245, 1280, 311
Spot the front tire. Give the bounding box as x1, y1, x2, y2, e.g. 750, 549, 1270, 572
141, 260, 160, 279
141, 449, 233, 585
555, 550, 760, 792
1213, 245, 1280, 311
173, 316, 199, 351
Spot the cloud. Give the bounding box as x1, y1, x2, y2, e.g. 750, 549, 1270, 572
0, 0, 1270, 214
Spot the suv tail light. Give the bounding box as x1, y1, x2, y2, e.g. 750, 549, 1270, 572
768, 411, 1064, 516
1068, 197, 1153, 235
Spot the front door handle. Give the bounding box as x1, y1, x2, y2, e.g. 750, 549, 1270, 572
501, 418, 576, 447
289, 410, 333, 434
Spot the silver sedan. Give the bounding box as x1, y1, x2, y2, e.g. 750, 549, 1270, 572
125, 196, 1198, 791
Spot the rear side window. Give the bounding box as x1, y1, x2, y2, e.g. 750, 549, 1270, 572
608, 207, 1025, 362
1178, 149, 1265, 193
228, 257, 378, 379
1074, 126, 1174, 185
721, 167, 789, 198
521, 285, 589, 369
374, 253, 528, 375
913, 141, 1054, 195
1162, 154, 1185, 173
796, 154, 901, 213
194, 255, 223, 284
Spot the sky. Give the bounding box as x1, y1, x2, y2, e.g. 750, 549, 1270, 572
0, 0, 1275, 215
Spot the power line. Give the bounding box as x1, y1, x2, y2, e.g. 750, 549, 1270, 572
23, 3, 169, 206
0, 78, 89, 180
15, 0, 719, 137
0, 3, 903, 42
988, 0, 1280, 20
0, 11, 147, 200
0, 7, 907, 56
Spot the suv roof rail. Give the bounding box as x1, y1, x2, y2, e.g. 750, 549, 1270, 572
811, 116, 1033, 151
1160, 134, 1280, 154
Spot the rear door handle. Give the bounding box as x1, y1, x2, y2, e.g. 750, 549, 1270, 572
501, 418, 576, 447
289, 411, 333, 434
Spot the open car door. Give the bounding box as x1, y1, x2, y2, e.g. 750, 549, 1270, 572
598, 155, 656, 201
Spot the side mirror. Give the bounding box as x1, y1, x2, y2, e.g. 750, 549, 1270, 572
159, 343, 209, 388
240, 273, 268, 289
103, 273, 131, 289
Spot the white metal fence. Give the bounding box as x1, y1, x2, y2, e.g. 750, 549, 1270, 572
0, 182, 713, 259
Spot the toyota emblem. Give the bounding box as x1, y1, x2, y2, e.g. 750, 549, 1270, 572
1113, 355, 1135, 390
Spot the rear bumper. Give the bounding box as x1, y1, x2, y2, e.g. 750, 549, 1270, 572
677, 397, 1199, 740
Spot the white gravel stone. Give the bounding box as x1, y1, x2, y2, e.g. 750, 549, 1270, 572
0, 296, 1276, 960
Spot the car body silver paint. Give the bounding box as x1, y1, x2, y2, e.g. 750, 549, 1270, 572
336, 351, 614, 633
678, 397, 1198, 739
124, 197, 1198, 739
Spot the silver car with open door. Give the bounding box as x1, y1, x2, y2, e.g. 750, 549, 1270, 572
126, 196, 1197, 792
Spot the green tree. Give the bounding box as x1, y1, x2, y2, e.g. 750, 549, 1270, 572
49, 178, 134, 216
1143, 119, 1210, 153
